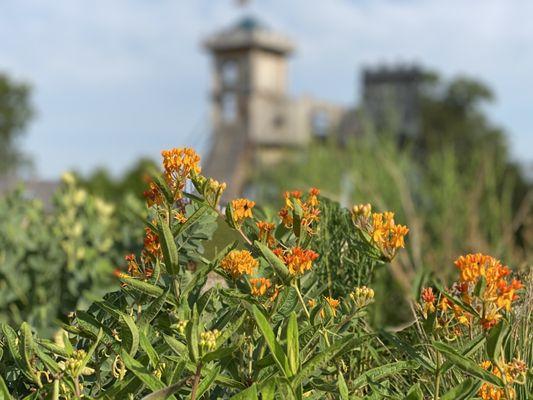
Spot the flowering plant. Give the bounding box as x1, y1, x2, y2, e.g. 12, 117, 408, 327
0, 148, 529, 400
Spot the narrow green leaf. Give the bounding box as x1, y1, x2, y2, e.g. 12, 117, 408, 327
0, 375, 12, 400
432, 341, 504, 387
441, 378, 476, 400
77, 329, 103, 377
292, 335, 362, 388
1, 324, 30, 381
486, 321, 508, 363
351, 360, 419, 390
202, 346, 237, 363
230, 383, 258, 399
120, 314, 140, 356
120, 350, 166, 392
157, 214, 179, 275
140, 330, 160, 367
216, 313, 245, 347
255, 241, 291, 283
287, 312, 299, 376
119, 275, 164, 297
163, 335, 187, 357
338, 372, 349, 400
195, 366, 220, 399
186, 305, 199, 363
173, 204, 209, 236
20, 322, 40, 387
139, 289, 169, 329
404, 382, 423, 400
251, 305, 290, 377
141, 377, 189, 400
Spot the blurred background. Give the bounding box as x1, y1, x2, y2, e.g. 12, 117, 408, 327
0, 0, 531, 330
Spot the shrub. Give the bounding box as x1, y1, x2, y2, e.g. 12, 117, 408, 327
0, 148, 529, 399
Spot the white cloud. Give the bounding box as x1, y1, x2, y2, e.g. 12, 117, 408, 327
0, 0, 531, 178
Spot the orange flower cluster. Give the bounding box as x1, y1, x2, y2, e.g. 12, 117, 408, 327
420, 253, 523, 334
324, 296, 340, 316
142, 227, 161, 261
161, 148, 201, 196
278, 188, 321, 234
352, 205, 409, 260
455, 253, 522, 329
249, 277, 272, 297
256, 221, 276, 247
479, 359, 526, 400
143, 179, 165, 207
231, 198, 255, 225
274, 247, 319, 276
115, 254, 153, 284
220, 250, 258, 279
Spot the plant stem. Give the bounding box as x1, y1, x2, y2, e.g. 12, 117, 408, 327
434, 352, 441, 400
190, 362, 203, 400
292, 282, 310, 320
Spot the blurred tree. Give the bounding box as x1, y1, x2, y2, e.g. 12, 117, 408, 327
0, 73, 34, 175
76, 157, 158, 202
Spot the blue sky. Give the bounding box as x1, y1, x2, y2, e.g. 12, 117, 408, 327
1, 0, 532, 178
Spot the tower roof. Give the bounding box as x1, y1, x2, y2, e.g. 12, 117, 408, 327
204, 15, 294, 55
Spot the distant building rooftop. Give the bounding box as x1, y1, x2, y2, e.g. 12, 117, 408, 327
204, 15, 294, 55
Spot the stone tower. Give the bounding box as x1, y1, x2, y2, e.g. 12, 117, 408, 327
202, 16, 295, 199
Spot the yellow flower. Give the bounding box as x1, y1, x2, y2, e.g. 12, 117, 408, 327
231, 198, 255, 224
350, 286, 375, 308
307, 299, 317, 308
220, 250, 258, 279
352, 203, 372, 218
249, 277, 272, 297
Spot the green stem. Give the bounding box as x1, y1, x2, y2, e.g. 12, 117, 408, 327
292, 282, 310, 320
434, 352, 441, 400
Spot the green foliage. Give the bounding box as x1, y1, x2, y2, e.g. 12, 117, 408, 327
0, 149, 530, 399
0, 174, 144, 335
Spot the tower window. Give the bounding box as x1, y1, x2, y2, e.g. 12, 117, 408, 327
221, 93, 238, 122
221, 60, 239, 86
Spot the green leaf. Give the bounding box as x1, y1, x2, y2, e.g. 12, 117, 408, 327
230, 383, 258, 399
0, 375, 12, 400
251, 305, 290, 377
405, 383, 423, 400
216, 313, 246, 347
351, 360, 419, 390
20, 322, 40, 387
76, 328, 103, 377
120, 350, 166, 393
173, 204, 209, 236
186, 305, 200, 363
195, 366, 220, 399
140, 330, 160, 367
141, 377, 189, 400
486, 321, 508, 363
259, 380, 275, 400
379, 331, 435, 372
441, 333, 486, 375
1, 323, 31, 381
157, 214, 179, 275
120, 314, 140, 356
119, 275, 164, 297
292, 335, 362, 388
287, 312, 299, 376
440, 378, 477, 400
338, 373, 349, 400
432, 341, 504, 387
139, 289, 169, 329
202, 346, 238, 363
163, 335, 187, 357
255, 241, 291, 283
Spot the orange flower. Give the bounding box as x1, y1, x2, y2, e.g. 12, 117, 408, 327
324, 296, 340, 316
231, 198, 255, 224
161, 148, 201, 196
143, 227, 161, 257
249, 277, 272, 297
276, 247, 319, 276
143, 180, 164, 207
256, 220, 276, 247
307, 299, 317, 308
421, 287, 436, 314
478, 359, 525, 400
220, 250, 258, 279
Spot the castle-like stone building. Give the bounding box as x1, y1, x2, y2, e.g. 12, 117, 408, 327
203, 16, 422, 198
